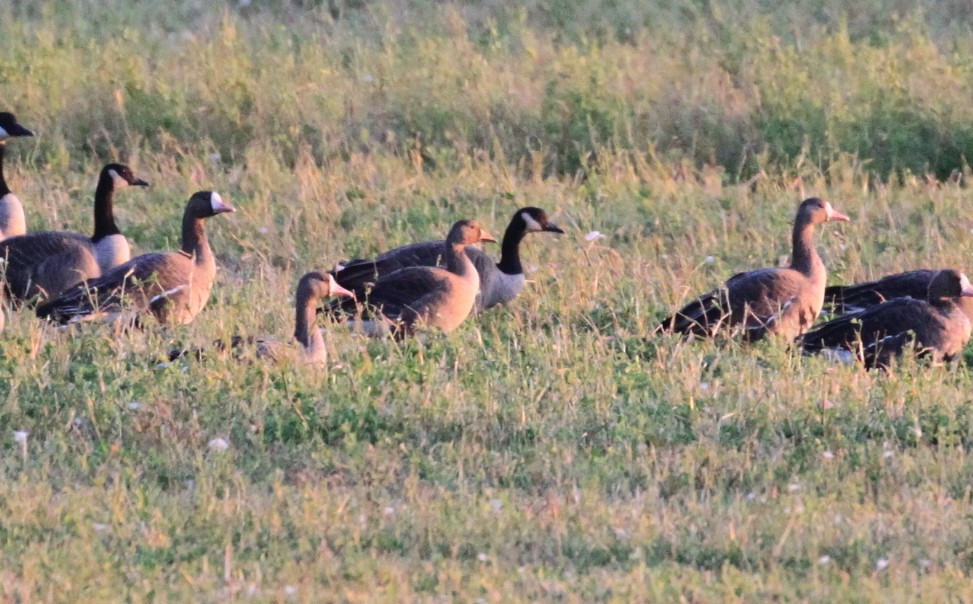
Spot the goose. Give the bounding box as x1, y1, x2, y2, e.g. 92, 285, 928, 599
331, 207, 562, 310
0, 112, 35, 241
799, 269, 973, 369
168, 271, 355, 364
658, 197, 850, 340
825, 269, 973, 322
36, 191, 234, 326
0, 163, 149, 302
327, 219, 495, 336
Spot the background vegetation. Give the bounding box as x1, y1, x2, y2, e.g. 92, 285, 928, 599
2, 0, 973, 600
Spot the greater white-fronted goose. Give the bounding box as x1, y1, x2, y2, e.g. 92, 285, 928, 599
825, 269, 973, 322
0, 112, 35, 241
0, 163, 149, 302
328, 219, 495, 337
36, 191, 234, 326
800, 269, 973, 369
331, 207, 561, 310
658, 198, 850, 340
169, 271, 355, 364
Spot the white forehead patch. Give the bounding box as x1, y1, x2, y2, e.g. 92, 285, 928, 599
521, 211, 543, 232
961, 273, 972, 291
109, 169, 130, 189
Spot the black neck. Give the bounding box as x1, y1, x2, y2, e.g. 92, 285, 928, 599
496, 218, 526, 275
91, 172, 121, 242
0, 144, 9, 198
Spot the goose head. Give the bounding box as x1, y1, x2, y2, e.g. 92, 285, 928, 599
187, 191, 236, 218
797, 197, 849, 225
103, 163, 150, 189
446, 219, 496, 247
0, 113, 34, 141
298, 271, 355, 302
517, 207, 564, 234
928, 269, 973, 301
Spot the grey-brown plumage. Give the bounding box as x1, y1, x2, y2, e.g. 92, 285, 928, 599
0, 163, 149, 302
328, 219, 495, 337
0, 112, 34, 241
36, 191, 234, 325
658, 198, 850, 340
169, 271, 355, 364
800, 269, 973, 369
331, 207, 562, 310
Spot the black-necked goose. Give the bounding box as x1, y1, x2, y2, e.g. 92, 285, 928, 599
825, 270, 973, 322
800, 269, 973, 368
0, 163, 149, 301
36, 191, 234, 325
332, 207, 562, 310
0, 112, 35, 241
169, 271, 355, 364
658, 198, 850, 340
328, 219, 495, 336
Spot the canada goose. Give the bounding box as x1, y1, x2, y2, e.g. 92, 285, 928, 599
168, 271, 355, 364
328, 219, 495, 336
0, 163, 149, 302
0, 112, 35, 241
800, 269, 973, 369
658, 198, 850, 340
825, 269, 973, 323
332, 207, 563, 310
36, 191, 234, 325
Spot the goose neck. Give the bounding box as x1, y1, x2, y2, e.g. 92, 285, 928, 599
496, 219, 525, 275
92, 171, 121, 242
0, 144, 8, 197
790, 217, 823, 278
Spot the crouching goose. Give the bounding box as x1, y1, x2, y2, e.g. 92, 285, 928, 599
327, 219, 495, 336
36, 191, 234, 326
332, 207, 561, 310
799, 269, 973, 369
0, 112, 34, 241
658, 197, 850, 340
169, 271, 355, 364
0, 163, 149, 302
825, 269, 973, 323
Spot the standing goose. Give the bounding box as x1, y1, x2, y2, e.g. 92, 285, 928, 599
658, 198, 850, 340
169, 272, 355, 364
331, 207, 562, 310
0, 112, 35, 241
36, 191, 234, 325
328, 219, 495, 337
799, 269, 973, 369
0, 163, 149, 301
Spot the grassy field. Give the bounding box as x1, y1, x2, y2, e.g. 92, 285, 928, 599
6, 0, 973, 600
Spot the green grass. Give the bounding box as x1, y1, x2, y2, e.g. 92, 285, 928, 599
5, 0, 973, 600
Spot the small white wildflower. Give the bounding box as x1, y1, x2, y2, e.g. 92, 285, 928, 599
284, 585, 297, 597
699, 382, 710, 392
819, 555, 831, 565
93, 523, 109, 532
919, 558, 931, 568
363, 74, 375, 83
704, 255, 715, 264
127, 402, 141, 411
585, 231, 604, 242
477, 552, 488, 562
822, 451, 835, 460
383, 506, 395, 517
208, 437, 229, 452
209, 153, 222, 164
13, 430, 27, 444
876, 558, 889, 571
787, 483, 801, 493
489, 499, 503, 513
746, 492, 757, 500
883, 450, 893, 459
258, 227, 269, 234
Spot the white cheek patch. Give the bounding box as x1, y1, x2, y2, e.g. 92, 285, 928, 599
210, 192, 227, 212
109, 169, 130, 189
521, 211, 544, 232
0, 126, 8, 141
